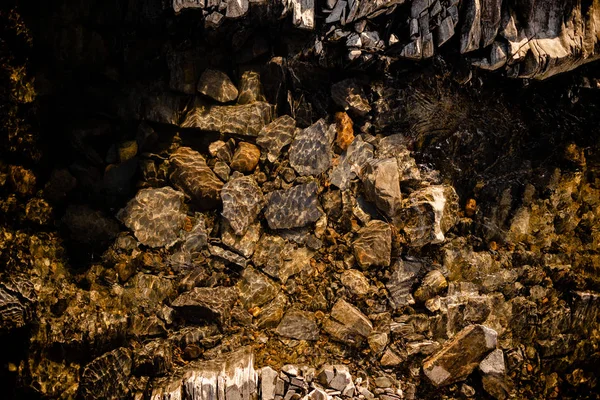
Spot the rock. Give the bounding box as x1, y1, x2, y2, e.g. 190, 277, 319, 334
209, 245, 248, 267
256, 292, 288, 328
289, 119, 334, 176
256, 115, 297, 162
0, 277, 35, 332
334, 112, 354, 151
380, 349, 403, 367
117, 141, 137, 163
368, 332, 389, 355
63, 204, 119, 247
205, 12, 225, 29
324, 299, 372, 346
261, 366, 279, 400
209, 139, 235, 163
173, 0, 204, 14
237, 70, 265, 104
361, 158, 402, 219
197, 69, 239, 103
414, 270, 448, 302
352, 220, 392, 268
133, 340, 173, 376
181, 101, 273, 136
230, 142, 261, 172
436, 16, 455, 46
117, 187, 186, 248
171, 287, 238, 325
213, 161, 230, 181
78, 348, 132, 400
226, 0, 249, 18
326, 0, 346, 23
221, 176, 264, 235
291, 0, 315, 30
340, 269, 370, 296
423, 324, 498, 387
330, 135, 374, 190
276, 309, 319, 340
222, 220, 261, 258
170, 147, 224, 209
479, 349, 505, 375
329, 365, 354, 395
398, 185, 459, 247
238, 267, 279, 309
331, 79, 371, 117
264, 182, 323, 230
254, 235, 314, 283
386, 259, 422, 308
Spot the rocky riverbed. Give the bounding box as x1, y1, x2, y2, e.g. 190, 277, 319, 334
0, 0, 599, 399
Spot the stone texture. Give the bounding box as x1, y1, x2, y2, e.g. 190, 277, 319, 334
221, 176, 264, 235
334, 111, 354, 151
331, 79, 371, 116
181, 101, 273, 136
276, 309, 319, 340
423, 324, 498, 387
289, 119, 334, 176
361, 158, 401, 219
256, 115, 297, 162
324, 299, 372, 346
169, 147, 224, 209
238, 267, 279, 309
414, 270, 448, 302
237, 70, 265, 104
78, 348, 132, 400
340, 269, 370, 296
353, 220, 392, 268
330, 135, 374, 190
117, 187, 186, 248
386, 259, 422, 308
230, 142, 261, 172
197, 69, 238, 103
264, 182, 323, 230
171, 287, 238, 325
221, 220, 261, 258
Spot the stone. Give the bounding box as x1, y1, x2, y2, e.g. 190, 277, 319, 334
334, 111, 354, 152
197, 69, 239, 103
181, 101, 273, 136
361, 158, 401, 219
0, 277, 35, 332
78, 348, 132, 400
173, 0, 204, 14
423, 324, 498, 387
398, 185, 459, 247
289, 119, 334, 176
368, 332, 389, 355
256, 116, 297, 162
237, 70, 265, 104
330, 135, 374, 190
230, 142, 261, 172
213, 161, 230, 181
291, 0, 315, 30
380, 349, 403, 367
460, 0, 481, 54
117, 141, 137, 163
261, 366, 279, 400
117, 187, 186, 248
353, 220, 392, 268
386, 259, 422, 308
436, 15, 455, 46
169, 147, 224, 209
324, 299, 372, 346
479, 349, 505, 375
226, 0, 249, 18
414, 270, 448, 302
133, 340, 173, 376
222, 220, 261, 258
221, 176, 264, 235
329, 365, 354, 394
257, 293, 288, 328
209, 245, 248, 267
340, 269, 370, 296
326, 0, 346, 23
264, 182, 323, 230
238, 267, 279, 309
205, 12, 225, 29
276, 309, 319, 340
331, 79, 371, 116
171, 287, 238, 325
209, 139, 235, 163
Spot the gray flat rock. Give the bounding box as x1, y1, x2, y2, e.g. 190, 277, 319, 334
257, 116, 297, 162
221, 176, 264, 235
289, 119, 334, 176
264, 182, 323, 230
276, 309, 319, 340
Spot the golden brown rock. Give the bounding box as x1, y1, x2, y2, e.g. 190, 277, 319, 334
230, 142, 261, 173
465, 198, 477, 217
334, 111, 354, 152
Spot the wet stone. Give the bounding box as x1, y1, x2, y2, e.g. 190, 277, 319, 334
237, 70, 265, 104
261, 366, 279, 400
340, 269, 370, 296
324, 299, 372, 346
181, 101, 273, 136
330, 135, 374, 190
117, 187, 186, 248
213, 161, 230, 182
133, 340, 173, 377
221, 220, 261, 258
197, 69, 239, 103
386, 259, 422, 308
256, 116, 297, 162
289, 119, 334, 176
78, 348, 132, 400
221, 176, 264, 235
423, 324, 498, 387
171, 287, 238, 326
368, 332, 389, 355
169, 147, 224, 209
276, 309, 319, 341
230, 142, 261, 173
380, 349, 403, 367
257, 292, 288, 328
361, 158, 401, 219
334, 111, 354, 151
209, 140, 234, 163
209, 245, 248, 267
238, 267, 279, 309
331, 79, 371, 117
264, 182, 323, 230
353, 220, 392, 268
414, 270, 448, 302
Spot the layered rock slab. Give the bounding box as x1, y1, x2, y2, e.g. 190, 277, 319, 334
181, 101, 273, 136
352, 220, 392, 268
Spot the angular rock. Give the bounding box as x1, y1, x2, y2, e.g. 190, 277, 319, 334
169, 147, 224, 209
78, 348, 132, 400
423, 324, 498, 387
117, 187, 186, 248
436, 15, 455, 46
134, 340, 173, 377
261, 366, 279, 400
197, 69, 239, 103
340, 269, 370, 296
209, 139, 235, 163
324, 299, 372, 346
352, 220, 392, 268
256, 115, 297, 162
237, 70, 265, 104
361, 158, 401, 219
230, 142, 261, 173
398, 185, 459, 247
238, 267, 279, 309
181, 101, 273, 136
334, 111, 354, 151
173, 0, 205, 14
331, 79, 371, 116
330, 135, 374, 190
209, 245, 248, 267
221, 176, 264, 235
171, 287, 238, 325
226, 0, 249, 18
264, 182, 323, 230
386, 259, 422, 308
479, 349, 505, 375
257, 292, 288, 328
460, 0, 481, 54
276, 309, 319, 340
289, 119, 334, 176
291, 0, 315, 30
222, 220, 261, 258
414, 270, 448, 302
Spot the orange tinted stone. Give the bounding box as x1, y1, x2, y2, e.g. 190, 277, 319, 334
334, 111, 354, 151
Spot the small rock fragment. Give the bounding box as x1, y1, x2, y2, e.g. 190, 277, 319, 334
386, 259, 422, 308
237, 70, 265, 104
479, 349, 506, 375
289, 119, 334, 176
264, 182, 323, 230
334, 112, 354, 152
230, 142, 261, 172
221, 176, 264, 235
340, 269, 370, 296
324, 299, 372, 346
353, 220, 392, 268
197, 69, 239, 103
276, 309, 319, 340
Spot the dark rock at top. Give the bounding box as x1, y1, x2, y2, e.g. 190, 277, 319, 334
264, 182, 323, 230
197, 69, 239, 103
289, 119, 334, 176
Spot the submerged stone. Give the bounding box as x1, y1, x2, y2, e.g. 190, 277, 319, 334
197, 69, 238, 103
276, 309, 319, 341
256, 116, 297, 162
221, 176, 264, 235
230, 142, 261, 173
324, 299, 372, 347
289, 119, 334, 176
361, 158, 401, 219
386, 259, 423, 308
352, 220, 392, 268
238, 267, 279, 309
171, 287, 238, 325
264, 182, 323, 230
330, 135, 374, 190
78, 348, 132, 400
237, 70, 265, 104
331, 79, 371, 116
181, 101, 273, 136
